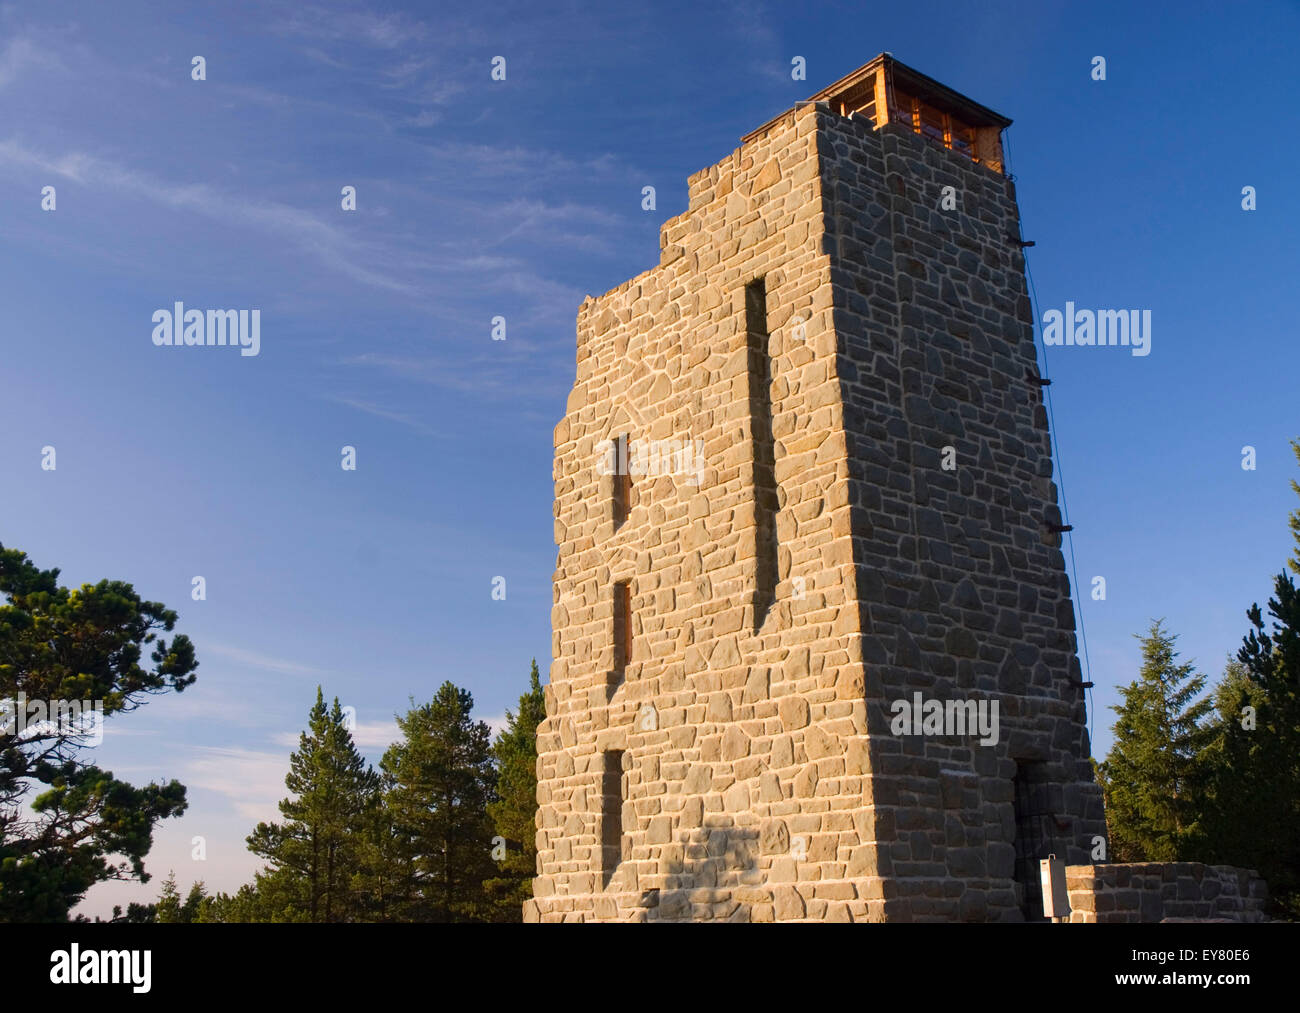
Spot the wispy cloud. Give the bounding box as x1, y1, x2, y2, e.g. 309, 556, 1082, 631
184, 746, 289, 824
486, 198, 622, 246
0, 133, 619, 314
0, 138, 422, 296
340, 340, 571, 397
407, 108, 442, 128
329, 396, 442, 436
267, 4, 473, 127
271, 718, 399, 752
0, 35, 60, 89
270, 4, 431, 49
300, 46, 351, 71
141, 681, 295, 732
724, 1, 793, 87
418, 142, 624, 184
203, 643, 326, 678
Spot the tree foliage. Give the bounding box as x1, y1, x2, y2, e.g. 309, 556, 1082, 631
1200, 438, 1300, 915
155, 870, 207, 923
246, 687, 379, 922
381, 682, 498, 922
1198, 575, 1300, 916
484, 660, 545, 919
0, 544, 197, 922
1098, 620, 1213, 862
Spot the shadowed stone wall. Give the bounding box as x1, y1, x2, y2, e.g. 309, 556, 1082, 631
1065, 863, 1269, 923
820, 113, 1106, 919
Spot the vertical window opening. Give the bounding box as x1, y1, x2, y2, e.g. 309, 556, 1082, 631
611, 580, 632, 688
601, 750, 625, 886
611, 434, 632, 528
746, 278, 778, 630
1012, 762, 1050, 922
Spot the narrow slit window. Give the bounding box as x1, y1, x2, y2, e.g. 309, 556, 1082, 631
611, 434, 632, 528
745, 278, 779, 629
601, 750, 625, 885
613, 580, 632, 675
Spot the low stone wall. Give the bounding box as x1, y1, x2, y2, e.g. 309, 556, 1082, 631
1064, 863, 1269, 923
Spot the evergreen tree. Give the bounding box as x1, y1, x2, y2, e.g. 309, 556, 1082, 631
181, 880, 207, 922
1200, 576, 1300, 916
155, 870, 183, 923
246, 687, 379, 922
195, 881, 268, 923
0, 544, 197, 922
350, 788, 407, 922
1099, 620, 1213, 861
1196, 438, 1300, 916
382, 682, 497, 922
76, 902, 156, 923
1288, 438, 1300, 578
155, 871, 208, 923
484, 660, 545, 920
194, 893, 228, 924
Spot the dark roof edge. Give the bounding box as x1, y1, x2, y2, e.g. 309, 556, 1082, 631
741, 52, 1011, 145
882, 55, 1013, 129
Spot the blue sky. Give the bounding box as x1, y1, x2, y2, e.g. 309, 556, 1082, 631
0, 0, 1296, 917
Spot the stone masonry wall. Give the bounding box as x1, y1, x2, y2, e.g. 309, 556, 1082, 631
529, 102, 878, 922
528, 98, 1108, 922
817, 113, 1107, 920
1065, 864, 1270, 923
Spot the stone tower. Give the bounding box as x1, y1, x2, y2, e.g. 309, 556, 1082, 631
527, 54, 1107, 923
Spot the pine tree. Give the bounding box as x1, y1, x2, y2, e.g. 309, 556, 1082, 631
1099, 620, 1214, 862
382, 682, 497, 922
155, 870, 182, 923
484, 659, 546, 920
1199, 659, 1275, 866
246, 687, 379, 922
181, 880, 207, 922
155, 871, 207, 923
1200, 577, 1300, 915
78, 902, 156, 923
350, 788, 407, 922
0, 544, 197, 922
1196, 438, 1300, 916
195, 881, 266, 923
1288, 438, 1300, 578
